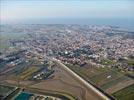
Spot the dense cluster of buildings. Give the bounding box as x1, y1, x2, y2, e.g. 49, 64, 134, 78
1, 24, 134, 72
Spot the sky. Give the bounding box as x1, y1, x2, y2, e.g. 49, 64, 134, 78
0, 0, 134, 23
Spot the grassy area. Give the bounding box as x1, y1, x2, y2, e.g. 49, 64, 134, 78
19, 67, 40, 80
0, 33, 27, 50
0, 85, 15, 99
4, 88, 21, 100
100, 76, 128, 90
100, 58, 115, 65
0, 37, 10, 50
0, 42, 9, 50
124, 59, 134, 66
113, 84, 134, 100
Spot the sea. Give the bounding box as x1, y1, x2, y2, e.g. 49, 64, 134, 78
1, 18, 134, 31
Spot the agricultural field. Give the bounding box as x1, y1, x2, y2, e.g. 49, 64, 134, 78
122, 58, 134, 66
0, 33, 27, 50
100, 58, 116, 65
0, 84, 16, 99
125, 71, 134, 79
113, 84, 134, 100
32, 69, 54, 80
0, 33, 10, 50
19, 67, 40, 80
65, 63, 134, 94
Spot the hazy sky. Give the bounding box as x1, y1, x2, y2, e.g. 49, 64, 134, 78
1, 0, 134, 22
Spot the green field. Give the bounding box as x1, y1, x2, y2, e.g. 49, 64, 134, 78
65, 63, 133, 94
0, 33, 27, 50
113, 84, 134, 100
124, 58, 134, 66
0, 85, 15, 99
19, 67, 40, 80
100, 58, 115, 65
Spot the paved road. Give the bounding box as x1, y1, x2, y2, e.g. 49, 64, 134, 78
52, 58, 111, 100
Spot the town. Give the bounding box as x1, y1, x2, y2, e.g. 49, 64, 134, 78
0, 24, 134, 100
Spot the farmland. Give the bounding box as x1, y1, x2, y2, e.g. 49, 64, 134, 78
100, 58, 115, 65
0, 84, 74, 100
0, 32, 27, 50
65, 63, 134, 95
113, 84, 134, 100
0, 85, 16, 99
19, 67, 40, 80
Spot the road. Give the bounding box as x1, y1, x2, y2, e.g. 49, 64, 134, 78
52, 57, 111, 100
29, 51, 112, 100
